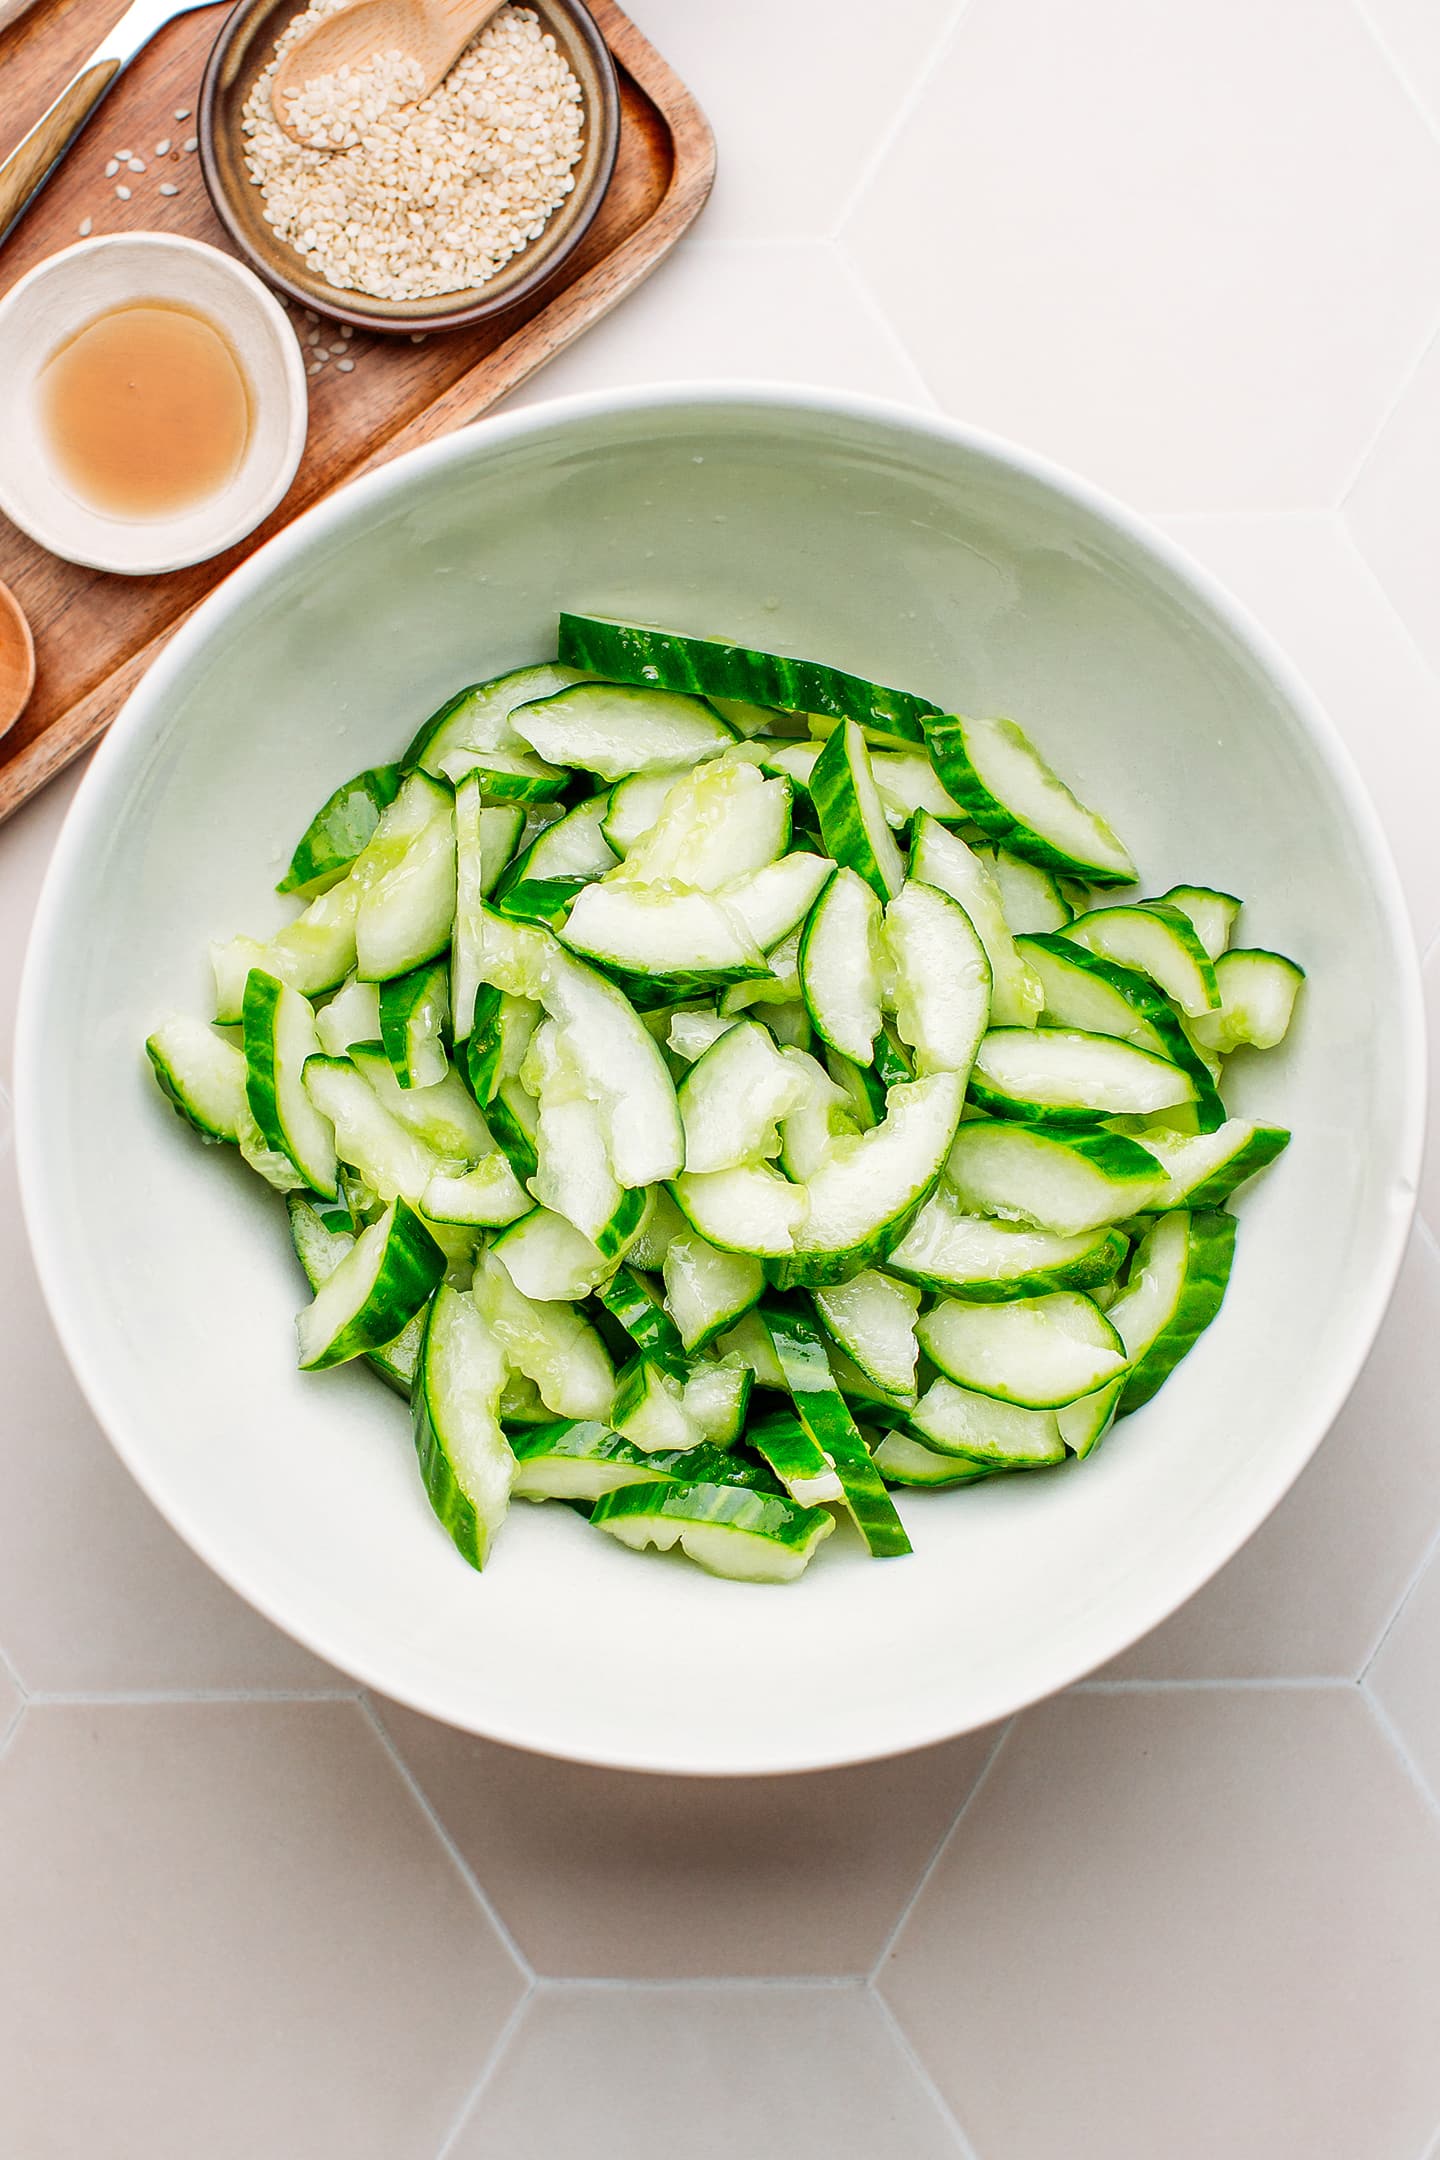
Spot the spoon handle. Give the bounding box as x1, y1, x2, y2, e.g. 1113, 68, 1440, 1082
0, 55, 123, 246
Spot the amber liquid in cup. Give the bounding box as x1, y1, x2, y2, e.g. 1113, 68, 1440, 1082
39, 301, 251, 521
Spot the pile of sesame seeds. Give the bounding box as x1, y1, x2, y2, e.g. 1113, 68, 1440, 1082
240, 1, 586, 303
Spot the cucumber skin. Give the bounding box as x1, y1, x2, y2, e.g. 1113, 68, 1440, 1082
495, 877, 589, 932
145, 1034, 239, 1145
557, 615, 937, 744
923, 715, 1137, 888
300, 1201, 445, 1371
590, 1476, 834, 1557
241, 969, 336, 1198
887, 1223, 1129, 1302
1118, 1208, 1237, 1414
596, 1267, 688, 1374
809, 721, 902, 903
411, 1288, 508, 1569
278, 765, 402, 898
379, 958, 450, 1091
1180, 1127, 1289, 1208
1020, 934, 1225, 1130
760, 1303, 912, 1557
285, 1194, 418, 1395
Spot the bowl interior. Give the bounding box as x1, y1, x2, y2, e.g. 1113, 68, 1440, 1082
16, 392, 1420, 1773
201, 0, 620, 332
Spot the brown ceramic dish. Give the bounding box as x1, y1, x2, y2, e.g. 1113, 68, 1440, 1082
199, 0, 621, 333
0, 576, 36, 741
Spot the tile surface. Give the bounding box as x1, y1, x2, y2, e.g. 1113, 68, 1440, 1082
1348, 328, 1440, 686
448, 1984, 963, 2160
0, 1703, 526, 2160
881, 1689, 1440, 2160
1370, 1547, 1440, 1809
376, 1699, 997, 1977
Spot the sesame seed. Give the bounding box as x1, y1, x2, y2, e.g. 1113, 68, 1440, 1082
128, 157, 145, 172
159, 182, 179, 196
77, 216, 93, 236
115, 184, 131, 199
183, 136, 198, 152
336, 357, 354, 370
116, 148, 132, 159
174, 107, 190, 119
155, 137, 171, 155
105, 158, 119, 176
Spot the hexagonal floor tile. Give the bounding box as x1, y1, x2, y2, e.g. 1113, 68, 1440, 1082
1361, 0, 1440, 135
1370, 1546, 1440, 1809
1097, 1226, 1440, 1680
1158, 511, 1440, 946
0, 1702, 526, 2159
880, 1688, 1440, 2160
0, 1148, 343, 1694
1348, 327, 1440, 682
447, 1984, 961, 2159
842, 0, 1440, 508
0, 1660, 19, 1751
373, 1697, 997, 1977
1422, 946, 1440, 1238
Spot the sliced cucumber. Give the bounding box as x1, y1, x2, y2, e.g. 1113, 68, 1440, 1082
452, 778, 526, 1043
873, 1430, 997, 1489
773, 1071, 964, 1288
747, 1407, 844, 1506
493, 875, 585, 932
597, 1264, 688, 1371
1188, 949, 1304, 1056
671, 1161, 810, 1258
918, 1291, 1127, 1409
718, 854, 834, 954
421, 1155, 530, 1227
720, 924, 803, 1014
146, 1017, 248, 1144
944, 1120, 1164, 1236
777, 1048, 861, 1182
557, 614, 937, 744
487, 1075, 541, 1184
759, 1303, 910, 1556
881, 880, 991, 1079
278, 763, 401, 898
969, 1027, 1196, 1125
810, 719, 905, 902
285, 1194, 419, 1393
681, 1353, 752, 1447
350, 1041, 491, 1164
316, 976, 382, 1056
980, 847, 1073, 934
909, 814, 1043, 1029
715, 1307, 789, 1391
412, 1286, 513, 1568
438, 746, 575, 802
509, 681, 735, 779
473, 1250, 616, 1420
491, 1204, 626, 1302
355, 795, 456, 983
378, 958, 450, 1091
242, 971, 338, 1196
870, 752, 969, 829
460, 986, 539, 1105
678, 1019, 811, 1174
906, 1376, 1067, 1467
589, 1478, 835, 1583
523, 1019, 644, 1250
624, 1185, 687, 1272
616, 758, 791, 890
301, 1057, 473, 1269
1056, 1376, 1123, 1459
924, 713, 1137, 887
763, 1001, 813, 1052
887, 1188, 1128, 1300
612, 1354, 700, 1452
1154, 885, 1240, 963
295, 1199, 444, 1370
503, 793, 617, 887
1135, 1118, 1290, 1209
1062, 902, 1220, 1018
403, 663, 590, 774
1108, 1207, 1237, 1412
510, 1421, 769, 1504
1017, 933, 1224, 1127
562, 881, 768, 983
601, 768, 688, 856
813, 1269, 920, 1399
211, 884, 359, 1021
797, 867, 883, 1063
667, 1010, 739, 1064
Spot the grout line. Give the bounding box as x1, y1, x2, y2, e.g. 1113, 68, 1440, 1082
869, 1984, 981, 2160
535, 1973, 868, 1994
1071, 1674, 1349, 1693
360, 1696, 536, 1985
25, 1686, 363, 1705
1335, 308, 1440, 509
829, 0, 976, 238
0, 1699, 23, 1766
432, 1979, 535, 2160
1331, 515, 1440, 707
1359, 1687, 1440, 1826
1357, 1512, 1440, 1684
869, 1715, 1015, 1983
827, 240, 940, 410
1350, 0, 1440, 149
0, 1642, 27, 1701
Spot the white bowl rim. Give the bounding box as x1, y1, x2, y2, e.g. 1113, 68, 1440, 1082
0, 231, 309, 576
14, 381, 1426, 1773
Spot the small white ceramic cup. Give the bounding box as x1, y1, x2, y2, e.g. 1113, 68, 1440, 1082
0, 232, 308, 576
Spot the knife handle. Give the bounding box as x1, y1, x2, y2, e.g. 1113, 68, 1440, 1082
0, 55, 124, 248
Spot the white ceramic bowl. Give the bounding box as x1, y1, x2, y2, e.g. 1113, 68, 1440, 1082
15, 387, 1423, 1775
0, 233, 307, 576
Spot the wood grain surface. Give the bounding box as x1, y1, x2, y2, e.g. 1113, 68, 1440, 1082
0, 0, 714, 823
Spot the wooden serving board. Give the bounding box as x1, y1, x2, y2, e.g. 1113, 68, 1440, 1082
0, 0, 714, 822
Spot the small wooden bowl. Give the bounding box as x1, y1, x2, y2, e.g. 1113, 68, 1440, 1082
0, 577, 35, 740
199, 0, 621, 334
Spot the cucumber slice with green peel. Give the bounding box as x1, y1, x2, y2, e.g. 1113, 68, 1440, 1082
493, 876, 587, 931
710, 696, 786, 738
773, 1071, 964, 1289
909, 814, 1043, 1029
491, 1204, 631, 1302
681, 1353, 753, 1446
601, 768, 689, 856
747, 1407, 843, 1506
146, 1017, 248, 1144
437, 745, 571, 802
557, 614, 937, 744
615, 759, 792, 890
905, 1375, 1066, 1467
969, 1028, 1197, 1125
1133, 1119, 1290, 1209
667, 1010, 739, 1064
716, 1307, 789, 1391
672, 1161, 810, 1258
452, 777, 524, 1043
1057, 1375, 1123, 1459
918, 1291, 1127, 1409
777, 1049, 861, 1182
944, 1121, 1165, 1236
924, 713, 1137, 888
302, 1054, 438, 1205
522, 1020, 644, 1248
499, 1371, 551, 1424
1017, 933, 1225, 1128
1062, 903, 1220, 1018
612, 1354, 699, 1451
316, 977, 382, 1056
278, 764, 402, 898
678, 1019, 812, 1174
459, 987, 539, 1105
797, 867, 883, 1063
473, 1250, 616, 1421
379, 958, 450, 1090
810, 719, 905, 902
509, 682, 736, 779
285, 1194, 419, 1393
825, 1045, 884, 1131
562, 880, 769, 983
355, 798, 456, 983
980, 847, 1073, 934
498, 792, 617, 889
720, 925, 804, 1014
211, 883, 360, 1020
412, 1285, 513, 1568
510, 1422, 775, 1504
662, 1231, 765, 1352
825, 1343, 918, 1419
758, 1303, 911, 1556
589, 1478, 836, 1584
748, 740, 820, 793
720, 854, 835, 954
421, 1156, 531, 1227
1154, 885, 1241, 963
1187, 949, 1304, 1055
763, 1002, 813, 1052
1109, 1207, 1237, 1412
295, 1199, 444, 1370
881, 880, 992, 1079
873, 1430, 998, 1488
487, 1076, 540, 1183
624, 1185, 686, 1272
350, 1042, 491, 1164
813, 1269, 921, 1400
887, 1189, 1128, 1301
242, 971, 338, 1197
870, 753, 970, 830
402, 663, 591, 774
597, 1265, 689, 1373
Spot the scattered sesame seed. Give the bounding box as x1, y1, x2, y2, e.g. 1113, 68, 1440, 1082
327, 343, 347, 355
105, 158, 119, 176
116, 147, 132, 159
410, 331, 427, 343
128, 157, 145, 172
338, 323, 353, 338
115, 184, 131, 199
183, 135, 198, 152
174, 107, 191, 120
159, 182, 180, 196
336, 357, 354, 371
303, 307, 318, 322
77, 216, 93, 236
308, 360, 324, 374
155, 138, 171, 155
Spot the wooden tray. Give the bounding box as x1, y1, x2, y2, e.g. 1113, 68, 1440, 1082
0, 0, 714, 822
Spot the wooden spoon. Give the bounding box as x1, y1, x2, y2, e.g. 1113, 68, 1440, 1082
271, 0, 507, 143
0, 578, 35, 743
